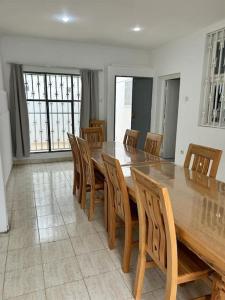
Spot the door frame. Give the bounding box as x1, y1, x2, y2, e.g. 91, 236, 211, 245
107, 65, 154, 141
114, 75, 153, 140
157, 73, 181, 157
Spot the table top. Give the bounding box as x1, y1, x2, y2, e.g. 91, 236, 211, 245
90, 141, 166, 172
122, 163, 225, 276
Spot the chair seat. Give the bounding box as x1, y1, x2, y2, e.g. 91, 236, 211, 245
177, 242, 211, 285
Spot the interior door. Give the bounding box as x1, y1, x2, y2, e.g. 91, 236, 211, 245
131, 77, 153, 149
162, 79, 180, 159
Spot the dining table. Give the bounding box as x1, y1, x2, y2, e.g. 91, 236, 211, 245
90, 141, 168, 172
90, 141, 225, 299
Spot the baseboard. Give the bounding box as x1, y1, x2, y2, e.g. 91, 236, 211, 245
14, 156, 73, 165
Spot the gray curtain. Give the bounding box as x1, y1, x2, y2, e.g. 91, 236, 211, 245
80, 70, 99, 129
9, 64, 30, 158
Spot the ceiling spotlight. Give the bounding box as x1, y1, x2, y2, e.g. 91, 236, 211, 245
62, 16, 70, 23
132, 26, 143, 32
54, 14, 76, 24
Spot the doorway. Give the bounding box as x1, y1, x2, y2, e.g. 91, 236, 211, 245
114, 76, 153, 149
162, 78, 180, 160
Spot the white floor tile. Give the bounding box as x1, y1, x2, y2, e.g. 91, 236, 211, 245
6, 246, 42, 272
39, 226, 68, 243
43, 256, 82, 288
71, 233, 105, 255
66, 221, 96, 238
4, 265, 44, 299
77, 249, 116, 278
84, 270, 132, 300
46, 280, 89, 300
0, 252, 6, 274
8, 229, 40, 250
38, 215, 64, 229
41, 240, 74, 263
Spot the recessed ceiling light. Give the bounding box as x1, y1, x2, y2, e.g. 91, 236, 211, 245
54, 14, 76, 24
132, 26, 143, 32
62, 16, 70, 23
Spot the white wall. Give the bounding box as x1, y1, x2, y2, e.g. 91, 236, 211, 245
149, 19, 225, 181
0, 51, 10, 232
0, 51, 12, 184
0, 36, 150, 121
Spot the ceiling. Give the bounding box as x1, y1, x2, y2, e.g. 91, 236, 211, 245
0, 0, 225, 49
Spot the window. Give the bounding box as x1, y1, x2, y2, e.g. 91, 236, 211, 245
24, 72, 81, 152
200, 28, 225, 128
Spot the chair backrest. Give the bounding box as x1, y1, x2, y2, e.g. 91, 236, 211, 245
77, 137, 95, 187
123, 129, 140, 148
131, 167, 177, 277
102, 153, 131, 223
90, 120, 106, 141
81, 127, 104, 143
68, 132, 75, 159
67, 133, 81, 173
144, 132, 163, 156
184, 143, 222, 178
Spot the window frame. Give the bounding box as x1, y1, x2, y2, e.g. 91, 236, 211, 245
200, 27, 225, 129
24, 71, 82, 153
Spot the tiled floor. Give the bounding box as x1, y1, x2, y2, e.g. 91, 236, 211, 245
0, 162, 210, 299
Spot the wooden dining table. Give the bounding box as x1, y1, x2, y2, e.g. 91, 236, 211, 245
91, 141, 168, 172
90, 141, 225, 299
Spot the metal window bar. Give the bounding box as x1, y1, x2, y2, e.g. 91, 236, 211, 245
201, 34, 213, 125
24, 72, 81, 153
207, 31, 218, 125
219, 31, 225, 127
212, 31, 224, 126
202, 27, 225, 128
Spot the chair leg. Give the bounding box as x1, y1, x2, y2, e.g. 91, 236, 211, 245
165, 271, 177, 300
165, 275, 177, 300
73, 168, 77, 195
122, 223, 133, 273
77, 173, 82, 203
88, 189, 95, 221
80, 180, 86, 209
108, 209, 116, 249
104, 181, 108, 230
134, 251, 146, 300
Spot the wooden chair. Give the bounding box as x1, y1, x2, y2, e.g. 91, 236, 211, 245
184, 143, 222, 178
102, 153, 138, 273
77, 137, 105, 220
131, 167, 211, 300
144, 132, 163, 156
90, 119, 106, 141
67, 133, 82, 202
123, 129, 140, 148
81, 127, 104, 144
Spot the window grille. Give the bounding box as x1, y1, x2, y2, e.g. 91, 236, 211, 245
24, 72, 81, 153
201, 27, 225, 128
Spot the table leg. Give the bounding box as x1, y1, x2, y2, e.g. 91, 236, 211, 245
211, 275, 225, 300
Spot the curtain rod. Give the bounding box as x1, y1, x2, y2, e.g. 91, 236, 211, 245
7, 62, 103, 72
